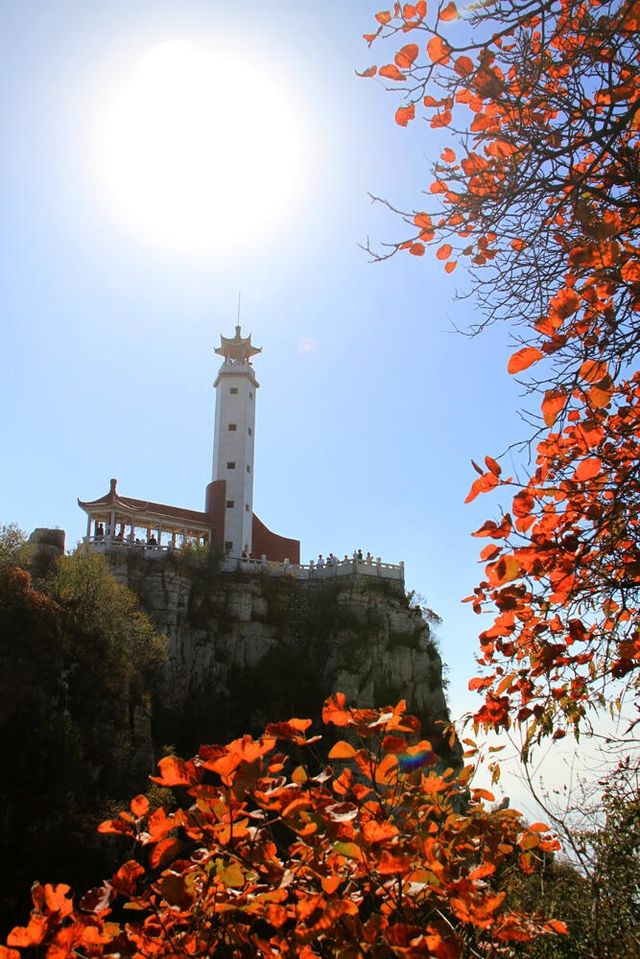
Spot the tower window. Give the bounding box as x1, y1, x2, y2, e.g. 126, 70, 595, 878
226, 500, 235, 508
246, 465, 251, 473
249, 391, 253, 399
248, 426, 252, 436
245, 504, 250, 511
224, 541, 233, 552
228, 423, 237, 431
230, 387, 238, 394
226, 461, 236, 469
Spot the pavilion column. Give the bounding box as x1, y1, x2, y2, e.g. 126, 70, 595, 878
129, 521, 135, 542
86, 514, 92, 539
171, 531, 177, 547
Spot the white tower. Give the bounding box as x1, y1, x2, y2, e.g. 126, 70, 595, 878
211, 325, 261, 556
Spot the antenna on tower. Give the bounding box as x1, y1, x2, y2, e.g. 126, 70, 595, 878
237, 291, 242, 328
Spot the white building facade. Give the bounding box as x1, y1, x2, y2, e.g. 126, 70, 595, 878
211, 325, 261, 556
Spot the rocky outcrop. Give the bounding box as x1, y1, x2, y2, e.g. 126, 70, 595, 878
28, 528, 65, 575
105, 551, 452, 756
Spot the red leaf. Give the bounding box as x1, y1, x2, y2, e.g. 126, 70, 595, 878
7, 917, 48, 949
573, 457, 602, 482
97, 816, 134, 837
149, 838, 184, 870
445, 260, 457, 273
356, 65, 377, 78
454, 55, 474, 76
409, 242, 425, 256
549, 288, 580, 320
44, 883, 73, 917
579, 359, 608, 383
471, 787, 495, 802
480, 544, 501, 560
436, 243, 452, 260
395, 103, 416, 126
0, 948, 22, 959
589, 384, 613, 408
541, 389, 567, 427
323, 693, 352, 726
465, 471, 499, 503
507, 346, 542, 374
395, 43, 420, 68
440, 147, 456, 162
427, 36, 451, 63
130, 794, 149, 818
146, 806, 175, 842
150, 755, 199, 787
380, 63, 405, 81
375, 10, 392, 24
414, 212, 433, 229
484, 455, 501, 476
112, 860, 145, 898
328, 740, 357, 759
439, 1, 458, 19
362, 820, 399, 843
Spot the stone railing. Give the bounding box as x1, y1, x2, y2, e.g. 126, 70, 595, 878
84, 538, 404, 582
221, 555, 404, 582
86, 535, 173, 554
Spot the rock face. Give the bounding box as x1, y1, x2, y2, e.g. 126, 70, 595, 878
28, 528, 65, 573
105, 551, 452, 756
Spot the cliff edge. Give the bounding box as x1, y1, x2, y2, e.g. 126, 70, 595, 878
105, 550, 453, 757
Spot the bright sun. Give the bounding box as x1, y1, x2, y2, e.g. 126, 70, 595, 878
103, 41, 299, 252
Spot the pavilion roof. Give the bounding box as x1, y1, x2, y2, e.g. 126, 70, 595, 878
215, 324, 261, 363
78, 479, 210, 529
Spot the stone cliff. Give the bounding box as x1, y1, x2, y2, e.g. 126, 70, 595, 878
105, 551, 453, 757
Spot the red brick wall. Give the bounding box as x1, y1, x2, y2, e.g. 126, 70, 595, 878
204, 480, 226, 548
251, 513, 300, 564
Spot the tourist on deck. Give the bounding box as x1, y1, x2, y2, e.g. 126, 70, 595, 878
317, 554, 325, 568
366, 551, 373, 565
95, 523, 104, 540
327, 552, 336, 566
148, 534, 157, 546
356, 548, 363, 562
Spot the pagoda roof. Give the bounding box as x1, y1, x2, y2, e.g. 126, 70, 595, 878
78, 479, 210, 529
215, 324, 261, 363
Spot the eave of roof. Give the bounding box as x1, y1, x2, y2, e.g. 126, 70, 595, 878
78, 492, 210, 527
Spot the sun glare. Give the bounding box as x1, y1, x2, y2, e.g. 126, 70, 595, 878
103, 41, 299, 253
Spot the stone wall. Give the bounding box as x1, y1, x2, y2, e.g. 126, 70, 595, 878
104, 550, 453, 757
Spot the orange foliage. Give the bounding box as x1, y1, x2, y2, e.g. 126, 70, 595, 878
5, 698, 565, 958
359, 0, 640, 747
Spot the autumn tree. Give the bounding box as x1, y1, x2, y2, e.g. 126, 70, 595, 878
505, 755, 640, 958
0, 546, 165, 935
3, 696, 566, 959
0, 524, 32, 570
359, 0, 640, 747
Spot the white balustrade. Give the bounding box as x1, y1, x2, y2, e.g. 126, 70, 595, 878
84, 537, 404, 581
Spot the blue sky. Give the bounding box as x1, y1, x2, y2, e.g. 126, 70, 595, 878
0, 1, 529, 727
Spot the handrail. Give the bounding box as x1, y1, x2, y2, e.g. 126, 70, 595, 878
84, 537, 404, 581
